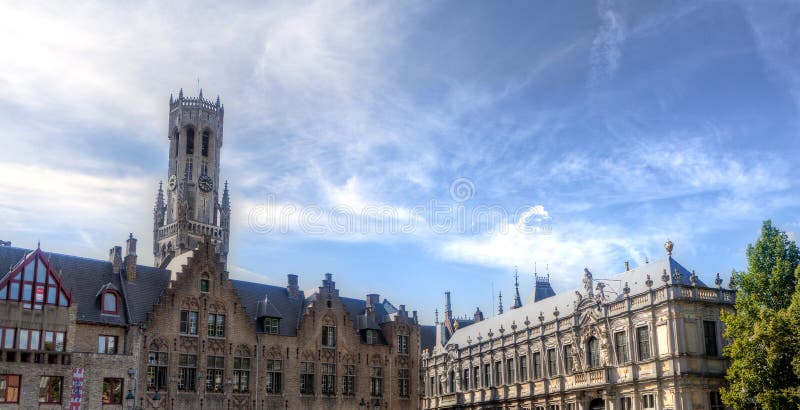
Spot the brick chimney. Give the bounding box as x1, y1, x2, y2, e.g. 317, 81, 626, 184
124, 233, 137, 281
109, 246, 123, 274
287, 274, 299, 298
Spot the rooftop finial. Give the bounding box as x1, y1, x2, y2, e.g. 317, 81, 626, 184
198, 88, 203, 100
178, 88, 183, 99
665, 239, 674, 256
497, 291, 504, 314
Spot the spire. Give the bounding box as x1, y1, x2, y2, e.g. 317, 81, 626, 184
435, 308, 439, 324
178, 88, 183, 99
497, 291, 504, 314
169, 93, 173, 105
512, 267, 522, 309
444, 291, 451, 315
154, 181, 164, 210
222, 180, 230, 212
198, 88, 203, 100
216, 95, 221, 107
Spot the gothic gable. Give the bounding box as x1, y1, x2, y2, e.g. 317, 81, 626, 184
0, 246, 71, 308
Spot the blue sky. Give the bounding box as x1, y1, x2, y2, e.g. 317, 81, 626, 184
1, 1, 799, 323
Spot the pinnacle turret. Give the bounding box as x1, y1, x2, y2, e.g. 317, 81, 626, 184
497, 291, 504, 314
512, 268, 522, 309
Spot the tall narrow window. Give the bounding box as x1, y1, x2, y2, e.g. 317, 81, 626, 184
17, 329, 40, 350
399, 368, 410, 397
208, 313, 225, 338
342, 364, 355, 396
0, 374, 20, 403
322, 326, 335, 347
321, 363, 335, 395
398, 334, 409, 355
506, 358, 514, 384
178, 354, 197, 392
38, 376, 61, 404
206, 356, 224, 392
547, 348, 557, 376
587, 337, 600, 368
185, 158, 193, 181
265, 360, 282, 394
370, 367, 383, 397
563, 345, 574, 374
483, 363, 490, 388
704, 321, 718, 356
202, 131, 210, 157
472, 366, 479, 388
615, 331, 629, 363
0, 328, 15, 349
637, 326, 651, 360
174, 130, 179, 158
147, 351, 168, 390
102, 378, 123, 404
180, 310, 198, 335
300, 362, 314, 394
186, 128, 195, 155
619, 396, 632, 410
533, 352, 542, 379
519, 355, 528, 381
233, 357, 250, 393
494, 361, 502, 386
448, 370, 455, 393
462, 368, 469, 390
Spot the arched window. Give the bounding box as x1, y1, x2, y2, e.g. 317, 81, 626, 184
186, 127, 195, 155
102, 291, 119, 314
587, 337, 600, 368
202, 130, 210, 157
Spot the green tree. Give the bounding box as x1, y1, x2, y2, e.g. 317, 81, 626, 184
721, 220, 800, 409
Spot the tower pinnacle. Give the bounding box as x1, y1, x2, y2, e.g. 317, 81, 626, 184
497, 291, 504, 314
512, 267, 522, 309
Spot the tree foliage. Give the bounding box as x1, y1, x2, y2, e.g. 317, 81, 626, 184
721, 220, 800, 409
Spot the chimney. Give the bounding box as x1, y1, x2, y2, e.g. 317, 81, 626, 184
124, 233, 137, 281
287, 274, 299, 298
625, 261, 630, 271
366, 294, 380, 307
412, 310, 418, 324
109, 246, 123, 275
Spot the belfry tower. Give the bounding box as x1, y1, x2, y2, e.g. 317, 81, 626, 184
153, 88, 230, 268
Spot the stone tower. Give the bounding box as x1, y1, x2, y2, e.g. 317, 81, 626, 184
153, 88, 230, 268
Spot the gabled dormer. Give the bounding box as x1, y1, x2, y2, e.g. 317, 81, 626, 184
0, 245, 71, 309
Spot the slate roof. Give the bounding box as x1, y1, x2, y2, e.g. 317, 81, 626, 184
230, 280, 306, 336
443, 257, 718, 349
0, 246, 171, 326
1, 245, 415, 338
420, 325, 437, 352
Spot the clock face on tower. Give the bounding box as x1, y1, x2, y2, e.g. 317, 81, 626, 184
168, 175, 177, 191
198, 175, 214, 192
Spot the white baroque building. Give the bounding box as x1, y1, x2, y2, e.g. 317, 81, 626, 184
421, 242, 734, 410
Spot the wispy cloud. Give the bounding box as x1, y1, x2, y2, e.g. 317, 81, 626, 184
590, 0, 626, 85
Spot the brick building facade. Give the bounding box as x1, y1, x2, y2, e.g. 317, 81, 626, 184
0, 89, 421, 409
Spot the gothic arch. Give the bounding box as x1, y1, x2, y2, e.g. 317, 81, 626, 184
267, 346, 283, 360
181, 296, 200, 311
321, 313, 336, 326
235, 344, 251, 357
370, 354, 384, 367
149, 338, 169, 351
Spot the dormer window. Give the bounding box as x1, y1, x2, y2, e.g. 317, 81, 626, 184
366, 329, 379, 345
264, 318, 279, 335
101, 291, 120, 315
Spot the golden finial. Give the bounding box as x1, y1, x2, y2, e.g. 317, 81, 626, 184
453, 320, 460, 330
665, 239, 673, 256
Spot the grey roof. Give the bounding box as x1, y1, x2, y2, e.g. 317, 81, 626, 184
443, 257, 711, 349
230, 280, 306, 336
0, 246, 171, 326
420, 325, 436, 351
